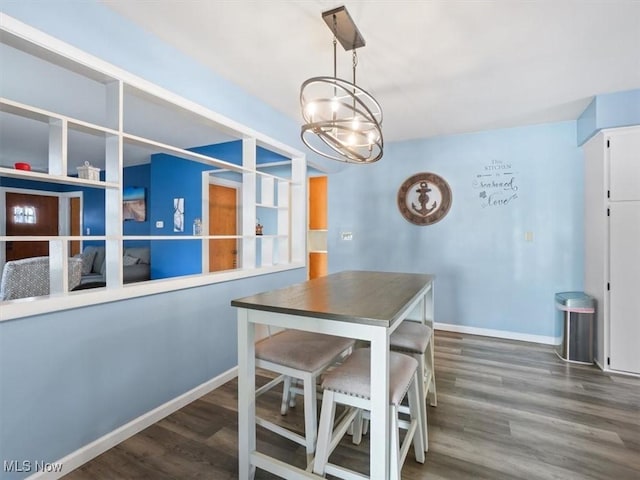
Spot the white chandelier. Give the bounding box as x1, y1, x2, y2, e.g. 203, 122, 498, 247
300, 6, 383, 164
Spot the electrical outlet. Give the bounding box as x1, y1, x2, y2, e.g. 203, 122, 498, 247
341, 232, 353, 241
156, 221, 164, 228
525, 231, 534, 242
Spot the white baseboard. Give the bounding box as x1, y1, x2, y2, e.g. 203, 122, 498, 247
435, 322, 560, 346
27, 366, 238, 480
594, 361, 640, 378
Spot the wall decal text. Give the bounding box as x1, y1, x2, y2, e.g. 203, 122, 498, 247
473, 159, 519, 208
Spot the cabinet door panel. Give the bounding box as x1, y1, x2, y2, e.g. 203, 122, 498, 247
609, 202, 640, 373
609, 129, 640, 201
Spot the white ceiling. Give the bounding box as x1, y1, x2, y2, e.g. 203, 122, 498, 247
103, 0, 640, 143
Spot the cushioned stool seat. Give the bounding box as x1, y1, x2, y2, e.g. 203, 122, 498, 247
313, 348, 425, 480
254, 329, 355, 465
390, 321, 431, 353
389, 320, 437, 450
256, 330, 354, 372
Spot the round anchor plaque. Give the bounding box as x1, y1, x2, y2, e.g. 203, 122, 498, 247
397, 172, 452, 225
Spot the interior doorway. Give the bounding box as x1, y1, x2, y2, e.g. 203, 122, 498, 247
2, 189, 82, 267
69, 196, 81, 256
308, 176, 328, 279
5, 192, 59, 261
208, 182, 239, 272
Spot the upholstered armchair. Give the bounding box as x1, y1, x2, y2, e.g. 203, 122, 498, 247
0, 256, 82, 301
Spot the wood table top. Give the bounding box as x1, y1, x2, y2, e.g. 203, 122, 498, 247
231, 270, 434, 327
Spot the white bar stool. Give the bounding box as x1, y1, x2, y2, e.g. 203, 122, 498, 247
312, 348, 425, 480
389, 320, 436, 449
254, 329, 355, 463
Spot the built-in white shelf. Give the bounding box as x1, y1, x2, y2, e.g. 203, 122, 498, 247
0, 167, 118, 189
0, 12, 306, 319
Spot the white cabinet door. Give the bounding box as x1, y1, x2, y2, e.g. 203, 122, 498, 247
609, 202, 640, 373
609, 129, 640, 201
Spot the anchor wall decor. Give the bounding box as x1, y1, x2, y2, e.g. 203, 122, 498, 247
397, 172, 452, 225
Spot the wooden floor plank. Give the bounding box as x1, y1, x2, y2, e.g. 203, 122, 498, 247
64, 331, 640, 480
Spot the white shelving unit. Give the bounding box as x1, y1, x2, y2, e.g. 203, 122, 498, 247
0, 13, 306, 318
254, 173, 292, 267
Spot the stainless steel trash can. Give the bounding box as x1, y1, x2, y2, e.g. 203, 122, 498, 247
555, 292, 595, 364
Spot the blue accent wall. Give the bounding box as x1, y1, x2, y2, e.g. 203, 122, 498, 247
149, 154, 205, 278
1, 177, 64, 192
82, 191, 105, 237
328, 121, 584, 339
122, 164, 151, 245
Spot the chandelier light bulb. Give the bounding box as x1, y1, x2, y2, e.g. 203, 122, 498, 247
331, 97, 339, 112
306, 102, 317, 117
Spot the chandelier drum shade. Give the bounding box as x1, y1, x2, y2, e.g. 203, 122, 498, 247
300, 6, 383, 164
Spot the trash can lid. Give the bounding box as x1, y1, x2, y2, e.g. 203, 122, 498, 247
555, 291, 595, 309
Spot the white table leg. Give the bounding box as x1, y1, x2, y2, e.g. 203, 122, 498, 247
237, 308, 256, 479
424, 283, 434, 327
370, 327, 390, 479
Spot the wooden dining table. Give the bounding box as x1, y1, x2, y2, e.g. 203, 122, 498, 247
232, 270, 435, 479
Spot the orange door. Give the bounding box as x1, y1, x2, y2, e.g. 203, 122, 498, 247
309, 176, 328, 230
308, 176, 328, 279
209, 184, 238, 272
69, 196, 81, 256
309, 252, 328, 279
5, 192, 59, 261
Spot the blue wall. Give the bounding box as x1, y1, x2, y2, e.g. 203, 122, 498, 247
577, 88, 640, 145
0, 4, 307, 479
149, 154, 205, 278
328, 121, 584, 339
122, 164, 151, 243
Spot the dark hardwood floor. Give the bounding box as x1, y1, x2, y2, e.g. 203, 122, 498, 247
64, 332, 640, 479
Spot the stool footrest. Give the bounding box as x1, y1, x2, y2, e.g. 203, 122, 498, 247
255, 374, 285, 398
256, 416, 306, 447
324, 463, 370, 480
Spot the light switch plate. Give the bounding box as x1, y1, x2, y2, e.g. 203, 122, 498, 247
156, 221, 164, 228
